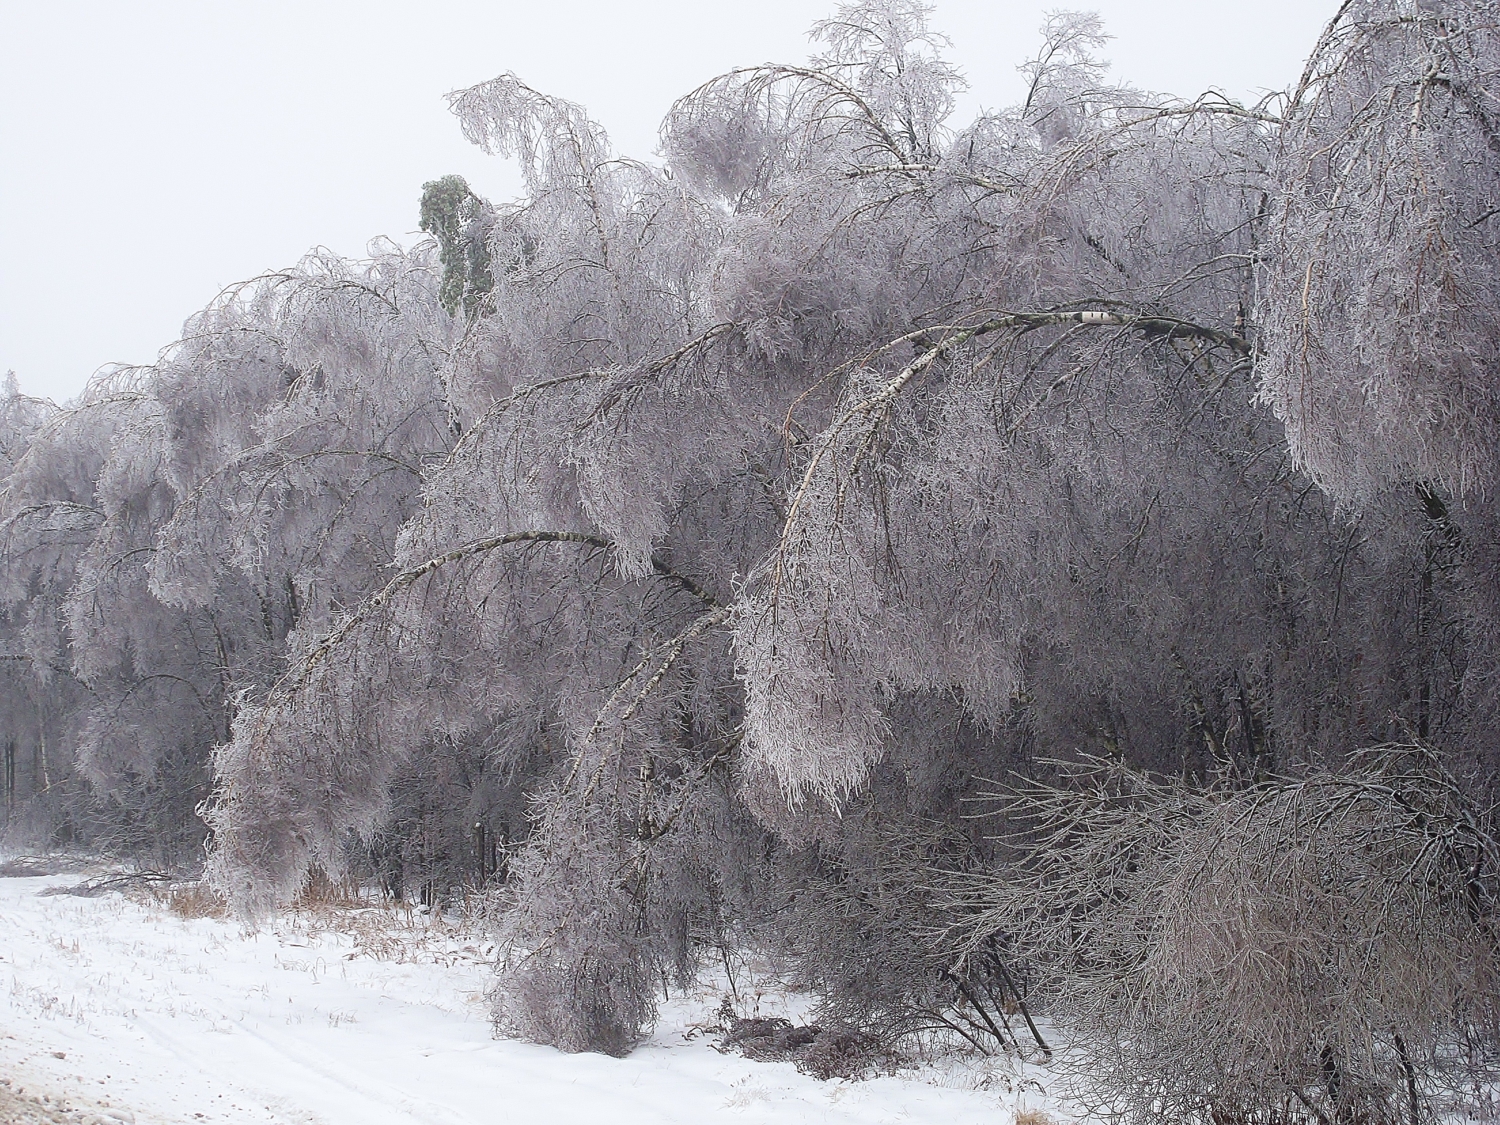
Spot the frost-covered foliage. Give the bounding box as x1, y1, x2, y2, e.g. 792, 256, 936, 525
965, 745, 1499, 1125
1, 248, 455, 860
2, 0, 1498, 1117
1261, 0, 1500, 500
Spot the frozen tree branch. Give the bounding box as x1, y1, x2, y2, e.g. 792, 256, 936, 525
287, 529, 721, 694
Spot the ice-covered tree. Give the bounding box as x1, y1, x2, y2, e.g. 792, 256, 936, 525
0, 1, 1494, 1112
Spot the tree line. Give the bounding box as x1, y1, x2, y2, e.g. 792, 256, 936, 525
2, 2, 1497, 1120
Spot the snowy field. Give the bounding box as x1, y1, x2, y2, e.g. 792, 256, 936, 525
0, 862, 1050, 1125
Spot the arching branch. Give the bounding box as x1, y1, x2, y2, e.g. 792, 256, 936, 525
774, 308, 1252, 592
284, 530, 720, 695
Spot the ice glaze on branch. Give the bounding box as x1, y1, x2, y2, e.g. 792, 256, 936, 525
286, 529, 721, 693
778, 307, 1251, 567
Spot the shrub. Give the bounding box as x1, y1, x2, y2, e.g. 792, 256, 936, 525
967, 745, 1500, 1125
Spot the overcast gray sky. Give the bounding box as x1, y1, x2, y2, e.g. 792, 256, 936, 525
0, 1, 1332, 403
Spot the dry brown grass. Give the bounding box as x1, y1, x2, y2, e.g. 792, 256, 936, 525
137, 867, 498, 967
162, 880, 227, 919
155, 869, 362, 923
289, 869, 370, 915
1015, 1107, 1059, 1125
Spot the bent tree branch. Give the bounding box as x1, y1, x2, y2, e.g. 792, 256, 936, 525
775, 308, 1251, 589
283, 530, 721, 697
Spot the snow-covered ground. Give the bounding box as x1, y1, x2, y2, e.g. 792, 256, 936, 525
0, 863, 1052, 1125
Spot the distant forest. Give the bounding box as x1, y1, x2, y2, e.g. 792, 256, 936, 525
2, 1, 1497, 1120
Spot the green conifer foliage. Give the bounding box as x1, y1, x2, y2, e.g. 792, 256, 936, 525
418, 174, 493, 317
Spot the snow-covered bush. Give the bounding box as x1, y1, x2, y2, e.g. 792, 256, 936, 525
964, 744, 1500, 1125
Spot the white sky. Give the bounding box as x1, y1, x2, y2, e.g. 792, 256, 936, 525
0, 1, 1332, 404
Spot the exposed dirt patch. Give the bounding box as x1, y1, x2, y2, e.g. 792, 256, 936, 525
719, 1016, 900, 1081
0, 1076, 128, 1124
